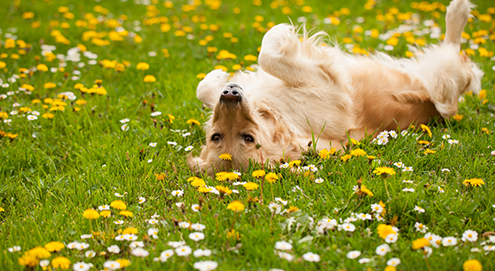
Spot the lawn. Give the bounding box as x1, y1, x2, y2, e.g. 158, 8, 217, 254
0, 0, 494, 270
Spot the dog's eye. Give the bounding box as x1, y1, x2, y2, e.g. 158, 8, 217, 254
243, 135, 254, 143
211, 134, 221, 142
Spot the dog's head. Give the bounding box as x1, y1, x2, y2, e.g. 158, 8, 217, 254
188, 83, 301, 175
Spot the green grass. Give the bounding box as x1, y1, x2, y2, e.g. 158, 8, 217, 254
1, 0, 494, 270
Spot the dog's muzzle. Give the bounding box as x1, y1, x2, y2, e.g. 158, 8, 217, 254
220, 83, 243, 104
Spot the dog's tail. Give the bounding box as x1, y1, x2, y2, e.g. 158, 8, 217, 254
444, 0, 474, 47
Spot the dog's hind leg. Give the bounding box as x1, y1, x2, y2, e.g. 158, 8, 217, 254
413, 0, 481, 118
196, 69, 230, 109
259, 24, 339, 87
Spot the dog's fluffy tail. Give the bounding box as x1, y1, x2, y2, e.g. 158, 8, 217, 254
444, 0, 474, 47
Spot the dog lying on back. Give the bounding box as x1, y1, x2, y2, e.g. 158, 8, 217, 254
188, 0, 483, 175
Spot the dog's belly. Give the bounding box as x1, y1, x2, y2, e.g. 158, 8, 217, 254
349, 61, 442, 135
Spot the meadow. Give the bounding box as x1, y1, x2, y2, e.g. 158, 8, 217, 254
0, 0, 494, 270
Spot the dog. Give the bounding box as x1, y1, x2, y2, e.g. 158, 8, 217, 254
188, 0, 483, 175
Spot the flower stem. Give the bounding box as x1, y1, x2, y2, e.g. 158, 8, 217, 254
383, 177, 390, 199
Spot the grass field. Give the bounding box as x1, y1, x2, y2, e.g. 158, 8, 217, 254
1, 0, 495, 270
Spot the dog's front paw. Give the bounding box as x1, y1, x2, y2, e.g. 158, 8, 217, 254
203, 69, 229, 83
261, 24, 299, 57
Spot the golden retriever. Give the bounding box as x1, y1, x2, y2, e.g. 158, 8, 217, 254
188, 0, 483, 175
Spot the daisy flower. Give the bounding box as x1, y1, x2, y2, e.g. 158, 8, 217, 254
191, 223, 206, 231
175, 246, 192, 256
171, 190, 184, 197
189, 232, 205, 241
462, 230, 478, 242
168, 241, 185, 248
274, 241, 292, 251
442, 237, 457, 246
138, 197, 146, 204
346, 250, 361, 259
193, 261, 218, 271
376, 244, 391, 256
414, 222, 428, 233
107, 245, 120, 253
302, 252, 320, 262
149, 142, 157, 147
193, 249, 212, 257
131, 248, 149, 257
414, 206, 425, 213
387, 258, 401, 267
178, 222, 190, 228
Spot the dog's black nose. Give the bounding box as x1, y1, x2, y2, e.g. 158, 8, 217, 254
220, 83, 243, 103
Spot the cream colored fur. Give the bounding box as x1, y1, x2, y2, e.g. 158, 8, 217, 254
188, 0, 482, 175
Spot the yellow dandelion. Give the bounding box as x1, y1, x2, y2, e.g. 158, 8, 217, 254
463, 259, 482, 271
143, 75, 156, 82
197, 186, 212, 193
215, 185, 232, 195
219, 153, 232, 161
51, 256, 71, 270
265, 173, 278, 184
122, 227, 138, 235
453, 114, 463, 121
100, 210, 111, 218
373, 167, 396, 176
116, 259, 131, 268
377, 224, 396, 239
110, 200, 127, 210
340, 154, 352, 162
28, 247, 51, 259
420, 124, 432, 137
136, 62, 149, 70
83, 209, 100, 220
243, 182, 259, 191
412, 237, 430, 250
463, 178, 485, 187
44, 241, 65, 252
252, 170, 265, 178
424, 149, 436, 154
186, 119, 200, 126
319, 148, 335, 159
227, 200, 245, 212
119, 210, 133, 217
350, 148, 367, 156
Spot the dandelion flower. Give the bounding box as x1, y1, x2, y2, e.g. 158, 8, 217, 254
265, 172, 278, 183
219, 153, 232, 161
243, 182, 259, 191
143, 75, 156, 82
227, 201, 245, 212
45, 241, 65, 252
110, 200, 126, 210
463, 259, 482, 271
373, 167, 396, 176
136, 62, 150, 70
51, 256, 71, 270
248, 170, 265, 178
463, 178, 485, 187
82, 209, 99, 220
377, 224, 396, 239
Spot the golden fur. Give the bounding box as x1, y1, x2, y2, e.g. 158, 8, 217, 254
188, 0, 483, 175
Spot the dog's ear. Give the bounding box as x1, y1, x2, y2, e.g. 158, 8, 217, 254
187, 152, 207, 174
